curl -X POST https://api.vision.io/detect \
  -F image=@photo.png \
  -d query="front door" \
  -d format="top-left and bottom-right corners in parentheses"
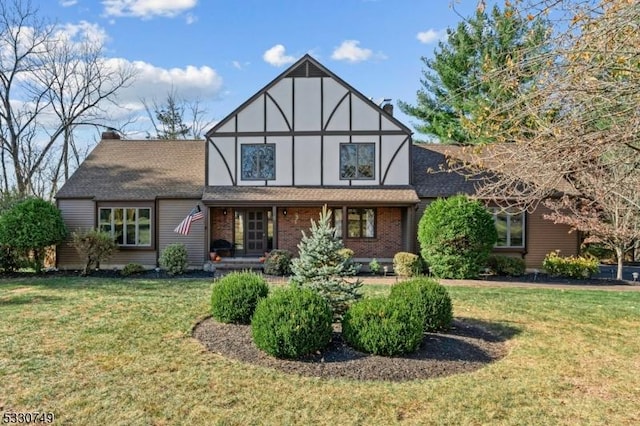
top-left (245, 210), bottom-right (267, 255)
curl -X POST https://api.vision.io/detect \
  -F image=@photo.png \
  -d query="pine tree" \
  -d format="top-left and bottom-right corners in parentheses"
top-left (290, 206), bottom-right (362, 319)
top-left (399, 2), bottom-right (549, 144)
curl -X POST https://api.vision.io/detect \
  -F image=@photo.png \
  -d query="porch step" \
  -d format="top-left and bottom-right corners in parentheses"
top-left (210, 257), bottom-right (264, 272)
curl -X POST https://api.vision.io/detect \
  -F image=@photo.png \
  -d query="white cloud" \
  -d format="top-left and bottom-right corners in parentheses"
top-left (102, 0), bottom-right (197, 19)
top-left (185, 13), bottom-right (197, 24)
top-left (416, 28), bottom-right (446, 44)
top-left (263, 44), bottom-right (296, 67)
top-left (331, 40), bottom-right (375, 63)
top-left (60, 0), bottom-right (79, 6)
top-left (231, 60), bottom-right (251, 70)
top-left (112, 59), bottom-right (223, 106)
top-left (57, 21), bottom-right (109, 45)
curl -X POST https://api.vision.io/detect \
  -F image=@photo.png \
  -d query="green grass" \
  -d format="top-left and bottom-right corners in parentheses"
top-left (1, 278), bottom-right (640, 425)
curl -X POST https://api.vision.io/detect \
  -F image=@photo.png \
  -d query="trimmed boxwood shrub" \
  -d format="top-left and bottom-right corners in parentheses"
top-left (251, 287), bottom-right (333, 359)
top-left (418, 195), bottom-right (497, 279)
top-left (263, 249), bottom-right (293, 276)
top-left (342, 297), bottom-right (424, 356)
top-left (159, 243), bottom-right (188, 275)
top-left (392, 252), bottom-right (424, 277)
top-left (121, 263), bottom-right (145, 276)
top-left (211, 271), bottom-right (269, 324)
top-left (390, 277), bottom-right (453, 332)
top-left (486, 255), bottom-right (526, 276)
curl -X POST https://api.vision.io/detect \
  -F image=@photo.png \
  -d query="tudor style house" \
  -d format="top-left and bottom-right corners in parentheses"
top-left (55, 55), bottom-right (579, 271)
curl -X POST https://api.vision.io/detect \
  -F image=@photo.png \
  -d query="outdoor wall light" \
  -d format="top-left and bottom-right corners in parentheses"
top-left (283, 208), bottom-right (288, 216)
top-left (222, 208), bottom-right (228, 215)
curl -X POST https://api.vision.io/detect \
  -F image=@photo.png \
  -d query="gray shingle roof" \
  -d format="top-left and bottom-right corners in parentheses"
top-left (57, 140), bottom-right (479, 203)
top-left (55, 139), bottom-right (205, 200)
top-left (202, 186), bottom-right (419, 205)
top-left (411, 144), bottom-right (480, 198)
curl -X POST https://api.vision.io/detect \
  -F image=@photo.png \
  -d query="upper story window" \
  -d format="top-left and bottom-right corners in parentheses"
top-left (492, 208), bottom-right (525, 248)
top-left (241, 144), bottom-right (275, 180)
top-left (340, 143), bottom-right (375, 180)
top-left (99, 207), bottom-right (151, 247)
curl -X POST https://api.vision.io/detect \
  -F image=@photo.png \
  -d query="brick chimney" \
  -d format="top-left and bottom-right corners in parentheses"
top-left (382, 103), bottom-right (393, 116)
top-left (101, 130), bottom-right (120, 140)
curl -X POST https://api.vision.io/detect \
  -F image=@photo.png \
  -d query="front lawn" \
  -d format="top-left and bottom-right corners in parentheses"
top-left (1, 277), bottom-right (639, 425)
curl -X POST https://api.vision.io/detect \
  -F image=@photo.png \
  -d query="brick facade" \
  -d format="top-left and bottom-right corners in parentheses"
top-left (211, 206), bottom-right (405, 258)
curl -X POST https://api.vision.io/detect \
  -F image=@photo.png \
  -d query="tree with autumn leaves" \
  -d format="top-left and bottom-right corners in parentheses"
top-left (406, 0), bottom-right (639, 279)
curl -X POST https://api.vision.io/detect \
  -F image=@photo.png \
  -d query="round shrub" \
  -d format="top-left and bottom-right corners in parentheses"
top-left (211, 271), bottom-right (269, 324)
top-left (418, 195), bottom-right (497, 279)
top-left (262, 249), bottom-right (293, 276)
top-left (159, 243), bottom-right (188, 275)
top-left (392, 252), bottom-right (424, 277)
top-left (486, 255), bottom-right (526, 277)
top-left (121, 263), bottom-right (145, 276)
top-left (342, 297), bottom-right (424, 356)
top-left (251, 287), bottom-right (333, 359)
top-left (390, 277), bottom-right (453, 332)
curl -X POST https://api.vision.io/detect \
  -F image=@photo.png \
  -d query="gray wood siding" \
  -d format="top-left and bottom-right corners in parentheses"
top-left (158, 199), bottom-right (206, 267)
top-left (57, 199), bottom-right (95, 269)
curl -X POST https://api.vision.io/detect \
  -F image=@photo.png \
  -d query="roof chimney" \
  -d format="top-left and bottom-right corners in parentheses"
top-left (382, 103), bottom-right (394, 116)
top-left (101, 130), bottom-right (120, 140)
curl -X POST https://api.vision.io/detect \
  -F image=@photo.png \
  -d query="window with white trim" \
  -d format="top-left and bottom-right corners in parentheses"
top-left (492, 208), bottom-right (525, 248)
top-left (99, 207), bottom-right (151, 247)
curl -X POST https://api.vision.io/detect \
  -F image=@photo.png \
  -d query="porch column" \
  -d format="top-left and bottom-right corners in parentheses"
top-left (272, 206), bottom-right (278, 249)
top-left (406, 205), bottom-right (417, 253)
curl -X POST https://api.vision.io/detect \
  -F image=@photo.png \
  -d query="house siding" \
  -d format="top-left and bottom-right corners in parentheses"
top-left (158, 199), bottom-right (206, 267)
top-left (56, 199), bottom-right (95, 269)
top-left (525, 205), bottom-right (579, 268)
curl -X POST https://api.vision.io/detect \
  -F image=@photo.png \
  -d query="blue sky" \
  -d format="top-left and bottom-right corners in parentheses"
top-left (34, 0), bottom-right (490, 141)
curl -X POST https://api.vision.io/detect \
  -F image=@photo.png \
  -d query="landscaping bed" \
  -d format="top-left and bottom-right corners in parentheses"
top-left (193, 317), bottom-right (510, 382)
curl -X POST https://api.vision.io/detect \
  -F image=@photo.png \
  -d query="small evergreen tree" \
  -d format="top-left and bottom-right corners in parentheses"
top-left (0, 198), bottom-right (67, 272)
top-left (290, 206), bottom-right (362, 319)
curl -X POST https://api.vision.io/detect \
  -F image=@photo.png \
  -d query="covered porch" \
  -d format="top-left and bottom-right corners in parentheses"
top-left (202, 186), bottom-right (420, 261)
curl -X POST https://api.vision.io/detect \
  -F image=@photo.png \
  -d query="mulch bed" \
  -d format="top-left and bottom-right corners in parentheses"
top-left (192, 317), bottom-right (510, 382)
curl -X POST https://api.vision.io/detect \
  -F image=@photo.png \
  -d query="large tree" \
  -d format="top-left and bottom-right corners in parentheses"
top-left (0, 0), bottom-right (135, 197)
top-left (457, 0), bottom-right (640, 279)
top-left (399, 1), bottom-right (549, 144)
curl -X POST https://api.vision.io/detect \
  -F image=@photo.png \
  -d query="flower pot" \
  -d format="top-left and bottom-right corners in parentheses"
top-left (209, 252), bottom-right (217, 261)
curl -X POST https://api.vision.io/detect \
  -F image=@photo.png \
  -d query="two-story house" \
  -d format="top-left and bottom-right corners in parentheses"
top-left (55, 55), bottom-right (579, 270)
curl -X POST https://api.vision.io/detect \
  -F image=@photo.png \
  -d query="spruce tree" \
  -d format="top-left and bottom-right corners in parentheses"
top-left (290, 206), bottom-right (362, 319)
top-left (399, 2), bottom-right (549, 144)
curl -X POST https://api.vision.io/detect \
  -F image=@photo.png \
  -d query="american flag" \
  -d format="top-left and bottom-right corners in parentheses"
top-left (174, 205), bottom-right (204, 235)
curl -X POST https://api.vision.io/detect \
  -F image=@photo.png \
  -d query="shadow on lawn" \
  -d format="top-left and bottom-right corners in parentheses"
top-left (0, 294), bottom-right (64, 306)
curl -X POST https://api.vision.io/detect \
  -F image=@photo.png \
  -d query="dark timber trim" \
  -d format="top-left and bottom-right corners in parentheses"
top-left (382, 136), bottom-right (410, 185)
top-left (210, 139), bottom-right (236, 185)
top-left (265, 92), bottom-right (292, 131)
